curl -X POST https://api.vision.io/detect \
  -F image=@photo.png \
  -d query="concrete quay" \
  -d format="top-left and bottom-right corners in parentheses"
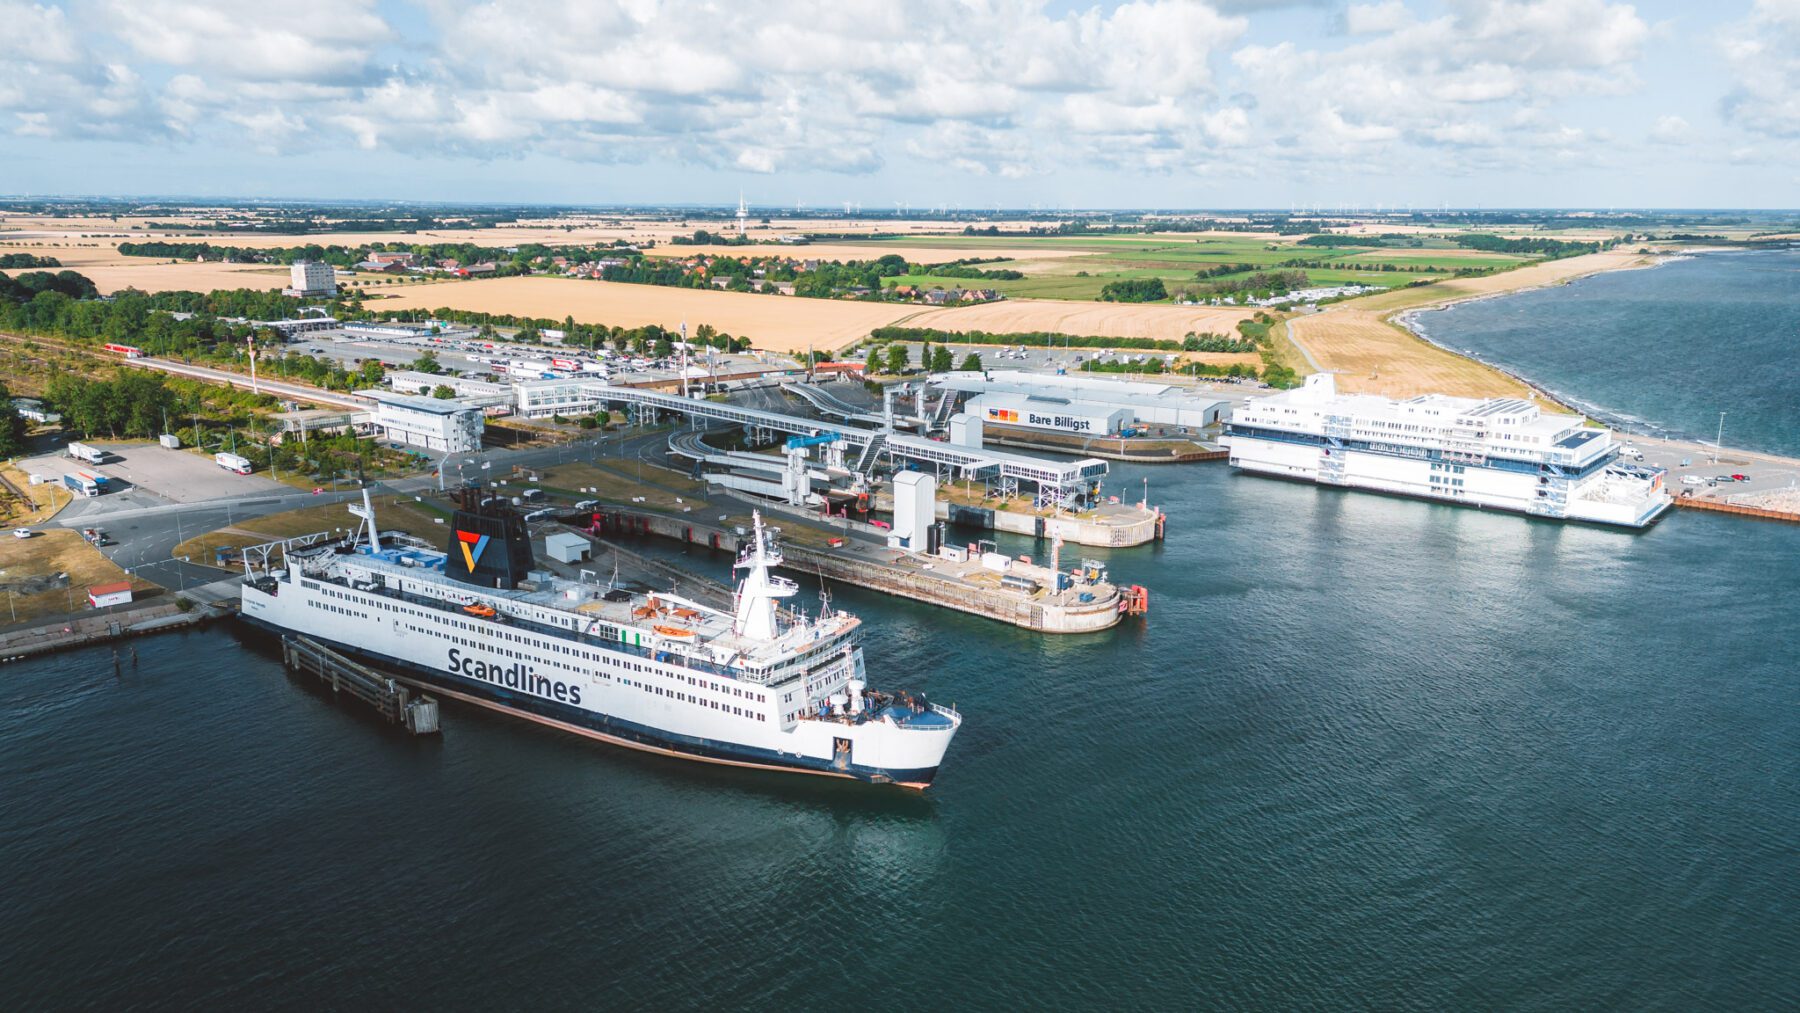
top-left (581, 508), bottom-right (1138, 634)
top-left (0, 576), bottom-right (243, 662)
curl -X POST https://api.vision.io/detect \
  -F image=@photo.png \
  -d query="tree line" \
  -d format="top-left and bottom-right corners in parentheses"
top-left (0, 254), bottom-right (62, 269)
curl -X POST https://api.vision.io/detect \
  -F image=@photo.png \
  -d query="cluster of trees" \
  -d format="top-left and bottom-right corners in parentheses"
top-left (117, 238), bottom-right (612, 277)
top-left (872, 325), bottom-right (1207, 353)
top-left (670, 229), bottom-right (753, 246)
top-left (863, 342), bottom-right (981, 375)
top-left (1296, 233), bottom-right (1427, 249)
top-left (0, 269), bottom-right (100, 305)
top-left (598, 259), bottom-right (692, 286)
top-left (926, 257), bottom-right (1025, 281)
top-left (1098, 278), bottom-right (1168, 302)
top-left (1181, 332), bottom-right (1258, 352)
top-left (42, 370), bottom-right (181, 439)
top-left (1450, 234), bottom-right (1602, 258)
top-left (263, 351), bottom-right (386, 391)
top-left (0, 276), bottom-right (317, 363)
top-left (1172, 269), bottom-right (1310, 303)
top-left (0, 379), bottom-right (26, 457)
top-left (599, 251), bottom-right (927, 299)
top-left (366, 307), bottom-right (752, 355)
top-left (1278, 257), bottom-right (1426, 272)
top-left (0, 254), bottom-right (62, 269)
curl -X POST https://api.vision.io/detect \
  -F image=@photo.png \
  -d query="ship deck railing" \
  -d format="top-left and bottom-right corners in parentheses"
top-left (300, 565), bottom-right (766, 685)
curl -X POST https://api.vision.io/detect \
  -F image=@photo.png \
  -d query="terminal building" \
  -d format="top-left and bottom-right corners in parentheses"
top-left (965, 393), bottom-right (1133, 438)
top-left (935, 370), bottom-right (1229, 433)
top-left (512, 378), bottom-right (605, 419)
top-left (283, 261), bottom-right (338, 298)
top-left (358, 390), bottom-right (485, 453)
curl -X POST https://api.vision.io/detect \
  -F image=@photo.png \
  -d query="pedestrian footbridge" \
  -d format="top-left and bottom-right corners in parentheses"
top-left (587, 382), bottom-right (1107, 502)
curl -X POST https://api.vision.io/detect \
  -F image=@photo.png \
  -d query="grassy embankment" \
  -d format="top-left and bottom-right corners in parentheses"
top-left (0, 529), bottom-right (162, 625)
top-left (0, 462), bottom-right (71, 526)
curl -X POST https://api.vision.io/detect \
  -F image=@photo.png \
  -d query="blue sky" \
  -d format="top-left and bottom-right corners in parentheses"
top-left (1, 1), bottom-right (1795, 208)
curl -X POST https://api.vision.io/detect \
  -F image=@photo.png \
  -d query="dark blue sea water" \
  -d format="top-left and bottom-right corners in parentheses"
top-left (3, 462), bottom-right (1796, 1009)
top-left (1411, 247), bottom-right (1800, 456)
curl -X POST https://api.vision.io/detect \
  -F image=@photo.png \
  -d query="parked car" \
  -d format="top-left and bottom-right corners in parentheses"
top-left (12, 528), bottom-right (32, 538)
top-left (1681, 475), bottom-right (1703, 487)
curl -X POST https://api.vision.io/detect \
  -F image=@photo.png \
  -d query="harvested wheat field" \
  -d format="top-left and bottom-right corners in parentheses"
top-left (1287, 249), bottom-right (1656, 400)
top-left (1287, 310), bottom-right (1534, 400)
top-left (372, 276), bottom-right (926, 353)
top-left (916, 298), bottom-right (1257, 342)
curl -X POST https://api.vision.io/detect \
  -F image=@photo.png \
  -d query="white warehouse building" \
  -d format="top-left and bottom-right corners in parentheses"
top-left (966, 392), bottom-right (1133, 438)
top-left (359, 390), bottom-right (485, 453)
top-left (934, 370), bottom-right (1228, 429)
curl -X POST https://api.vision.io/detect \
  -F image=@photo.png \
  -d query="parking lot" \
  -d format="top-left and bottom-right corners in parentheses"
top-left (1629, 433), bottom-right (1800, 510)
top-left (282, 327), bottom-right (788, 387)
top-left (20, 444), bottom-right (289, 504)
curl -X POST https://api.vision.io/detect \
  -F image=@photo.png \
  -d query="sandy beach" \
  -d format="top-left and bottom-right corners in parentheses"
top-left (1284, 249), bottom-right (1658, 400)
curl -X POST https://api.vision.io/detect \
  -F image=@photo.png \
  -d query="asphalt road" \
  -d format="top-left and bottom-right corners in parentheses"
top-left (15, 425), bottom-right (659, 598)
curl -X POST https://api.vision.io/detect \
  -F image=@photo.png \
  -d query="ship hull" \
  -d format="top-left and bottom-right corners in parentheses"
top-left (238, 614), bottom-right (941, 787)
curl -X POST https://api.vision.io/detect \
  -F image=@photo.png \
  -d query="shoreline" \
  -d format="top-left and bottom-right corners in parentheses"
top-left (1387, 248), bottom-right (1785, 453)
top-left (1385, 253), bottom-right (1668, 420)
top-left (1285, 247), bottom-right (1800, 487)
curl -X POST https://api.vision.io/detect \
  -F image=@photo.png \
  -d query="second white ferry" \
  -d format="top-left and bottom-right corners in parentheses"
top-left (239, 489), bottom-right (960, 787)
top-left (1223, 374), bottom-right (1671, 528)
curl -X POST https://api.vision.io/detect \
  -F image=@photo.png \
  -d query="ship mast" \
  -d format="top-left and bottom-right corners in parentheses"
top-left (732, 511), bottom-right (797, 640)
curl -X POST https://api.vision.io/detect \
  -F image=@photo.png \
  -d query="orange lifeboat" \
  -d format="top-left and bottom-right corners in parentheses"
top-left (652, 624), bottom-right (695, 638)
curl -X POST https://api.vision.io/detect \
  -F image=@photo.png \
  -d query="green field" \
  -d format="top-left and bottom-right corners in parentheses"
top-left (866, 233), bottom-right (1526, 303)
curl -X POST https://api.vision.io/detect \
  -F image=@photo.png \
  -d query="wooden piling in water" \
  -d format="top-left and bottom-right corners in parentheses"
top-left (281, 635), bottom-right (440, 734)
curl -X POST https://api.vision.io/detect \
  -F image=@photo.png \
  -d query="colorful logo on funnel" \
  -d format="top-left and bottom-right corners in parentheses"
top-left (455, 530), bottom-right (491, 572)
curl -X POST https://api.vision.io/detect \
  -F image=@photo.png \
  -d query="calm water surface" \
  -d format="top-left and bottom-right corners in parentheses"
top-left (1412, 247), bottom-right (1800, 456)
top-left (3, 461), bottom-right (1795, 1009)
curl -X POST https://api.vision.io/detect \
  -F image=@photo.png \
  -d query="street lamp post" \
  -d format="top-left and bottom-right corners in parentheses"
top-left (1716, 411), bottom-right (1726, 449)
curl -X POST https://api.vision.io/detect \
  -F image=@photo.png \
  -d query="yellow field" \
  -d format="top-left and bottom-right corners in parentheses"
top-left (1287, 249), bottom-right (1656, 400)
top-left (370, 276), bottom-right (926, 353)
top-left (913, 297), bottom-right (1258, 342)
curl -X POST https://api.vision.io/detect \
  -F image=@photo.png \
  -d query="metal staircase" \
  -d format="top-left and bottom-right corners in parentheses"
top-left (853, 431), bottom-right (888, 475)
top-left (933, 391), bottom-right (960, 426)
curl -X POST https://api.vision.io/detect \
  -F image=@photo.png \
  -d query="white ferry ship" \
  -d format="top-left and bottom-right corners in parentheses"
top-left (239, 491), bottom-right (960, 787)
top-left (1223, 374), bottom-right (1671, 528)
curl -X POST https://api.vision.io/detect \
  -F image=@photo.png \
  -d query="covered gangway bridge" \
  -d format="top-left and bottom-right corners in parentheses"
top-left (588, 382), bottom-right (1108, 505)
